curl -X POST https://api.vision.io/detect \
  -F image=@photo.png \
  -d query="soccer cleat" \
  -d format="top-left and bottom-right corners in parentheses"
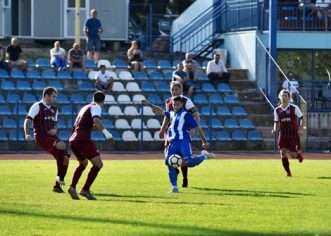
top-left (67, 186), bottom-right (80, 200)
top-left (201, 150), bottom-right (216, 159)
top-left (297, 150), bottom-right (304, 163)
top-left (56, 176), bottom-right (65, 186)
top-left (182, 178), bottom-right (188, 188)
top-left (169, 186), bottom-right (179, 193)
top-left (53, 186), bottom-right (65, 193)
top-left (287, 172), bottom-right (292, 177)
top-left (80, 190), bottom-right (97, 200)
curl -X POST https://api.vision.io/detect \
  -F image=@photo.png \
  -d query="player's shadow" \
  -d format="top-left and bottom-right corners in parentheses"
top-left (317, 176), bottom-right (331, 180)
top-left (191, 187), bottom-right (313, 198)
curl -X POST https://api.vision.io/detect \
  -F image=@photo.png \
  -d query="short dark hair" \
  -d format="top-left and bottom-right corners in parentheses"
top-left (173, 96), bottom-right (184, 103)
top-left (93, 91), bottom-right (105, 103)
top-left (43, 87), bottom-right (57, 97)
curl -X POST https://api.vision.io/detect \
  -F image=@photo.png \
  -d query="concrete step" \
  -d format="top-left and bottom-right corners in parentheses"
top-left (228, 69), bottom-right (248, 80)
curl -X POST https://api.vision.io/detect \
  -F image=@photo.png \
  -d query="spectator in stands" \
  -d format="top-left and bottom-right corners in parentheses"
top-left (206, 52), bottom-right (231, 85)
top-left (84, 9), bottom-right (103, 64)
top-left (0, 45), bottom-right (9, 72)
top-left (182, 52), bottom-right (198, 81)
top-left (315, 0), bottom-right (331, 30)
top-left (127, 40), bottom-right (144, 72)
top-left (172, 62), bottom-right (195, 97)
top-left (50, 41), bottom-right (67, 71)
top-left (95, 64), bottom-right (114, 92)
top-left (282, 71), bottom-right (299, 104)
top-left (68, 43), bottom-right (85, 72)
top-left (6, 37), bottom-right (28, 71)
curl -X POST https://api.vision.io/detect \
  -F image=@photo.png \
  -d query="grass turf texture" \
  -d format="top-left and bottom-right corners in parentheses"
top-left (0, 159), bottom-right (330, 236)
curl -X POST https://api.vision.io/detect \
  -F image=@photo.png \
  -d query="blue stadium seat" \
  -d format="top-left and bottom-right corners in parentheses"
top-left (216, 131), bottom-right (232, 141)
top-left (164, 71), bottom-right (173, 81)
top-left (149, 71), bottom-right (164, 81)
top-left (16, 81), bottom-right (31, 91)
top-left (224, 95), bottom-right (239, 104)
top-left (224, 118), bottom-right (239, 129)
top-left (70, 94), bottom-right (85, 104)
top-left (143, 59), bottom-right (158, 69)
top-left (197, 71), bottom-right (208, 81)
top-left (26, 69), bottom-right (41, 80)
top-left (202, 60), bottom-right (208, 70)
top-left (56, 94), bottom-right (69, 104)
top-left (200, 106), bottom-right (216, 116)
top-left (154, 81), bottom-right (169, 92)
top-left (91, 131), bottom-right (105, 141)
top-left (32, 80), bottom-right (46, 91)
top-left (26, 58), bottom-right (35, 68)
top-left (133, 71), bottom-right (148, 80)
top-left (3, 119), bottom-right (17, 128)
top-left (84, 59), bottom-right (97, 69)
top-left (158, 60), bottom-right (172, 70)
top-left (103, 119), bottom-right (114, 129)
top-left (172, 60), bottom-right (181, 68)
top-left (193, 94), bottom-right (208, 104)
top-left (79, 81), bottom-right (95, 91)
top-left (110, 130), bottom-right (122, 141)
top-left (209, 94), bottom-right (223, 104)
top-left (57, 70), bottom-right (72, 80)
top-left (0, 69), bottom-right (10, 79)
top-left (247, 131), bottom-right (263, 141)
top-left (42, 70), bottom-right (57, 80)
top-left (10, 68), bottom-right (25, 80)
top-left (60, 106), bottom-right (75, 115)
top-left (35, 58), bottom-right (50, 69)
top-left (202, 83), bottom-right (216, 92)
top-left (0, 131), bottom-right (7, 141)
top-left (141, 81), bottom-right (156, 92)
top-left (1, 81), bottom-right (16, 90)
top-left (232, 106), bottom-right (247, 116)
top-left (66, 119), bottom-right (74, 128)
top-left (86, 94), bottom-right (93, 102)
top-left (199, 118), bottom-right (208, 129)
top-left (216, 106), bottom-right (232, 116)
top-left (7, 93), bottom-right (21, 103)
top-left (56, 118), bottom-right (66, 129)
top-left (217, 83), bottom-right (232, 93)
top-left (58, 130), bottom-right (70, 141)
top-left (9, 130), bottom-right (25, 141)
top-left (0, 94), bottom-right (6, 103)
top-left (148, 94), bottom-right (163, 104)
top-left (72, 70), bottom-right (87, 80)
top-left (48, 81), bottom-right (64, 91)
top-left (239, 118), bottom-right (255, 129)
top-left (0, 105), bottom-right (12, 115)
top-left (211, 118), bottom-right (223, 129)
top-left (22, 94), bottom-right (37, 103)
top-left (13, 105), bottom-right (27, 115)
top-left (112, 59), bottom-right (129, 69)
top-left (232, 130), bottom-right (247, 141)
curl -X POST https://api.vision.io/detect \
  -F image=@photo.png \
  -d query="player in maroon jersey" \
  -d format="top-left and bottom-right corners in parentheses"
top-left (24, 87), bottom-right (70, 193)
top-left (67, 91), bottom-right (113, 200)
top-left (159, 81), bottom-right (209, 187)
top-left (272, 89), bottom-right (304, 177)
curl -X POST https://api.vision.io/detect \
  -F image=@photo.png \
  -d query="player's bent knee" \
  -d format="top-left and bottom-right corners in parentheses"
top-left (55, 141), bottom-right (66, 150)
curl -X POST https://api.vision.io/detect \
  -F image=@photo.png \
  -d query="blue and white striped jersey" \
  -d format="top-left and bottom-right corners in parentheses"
top-left (165, 108), bottom-right (198, 142)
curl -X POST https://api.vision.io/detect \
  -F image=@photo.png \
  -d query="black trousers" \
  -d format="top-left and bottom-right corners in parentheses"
top-left (207, 72), bottom-right (231, 85)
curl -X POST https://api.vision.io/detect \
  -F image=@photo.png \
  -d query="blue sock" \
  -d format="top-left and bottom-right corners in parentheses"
top-left (185, 154), bottom-right (206, 167)
top-left (168, 166), bottom-right (178, 187)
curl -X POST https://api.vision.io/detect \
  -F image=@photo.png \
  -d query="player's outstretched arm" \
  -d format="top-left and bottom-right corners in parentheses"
top-left (141, 99), bottom-right (165, 116)
top-left (159, 116), bottom-right (170, 139)
top-left (93, 117), bottom-right (113, 141)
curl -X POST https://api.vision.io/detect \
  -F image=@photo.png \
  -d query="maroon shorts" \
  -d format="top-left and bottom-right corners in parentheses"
top-left (69, 140), bottom-right (100, 161)
top-left (278, 136), bottom-right (301, 152)
top-left (36, 135), bottom-right (62, 157)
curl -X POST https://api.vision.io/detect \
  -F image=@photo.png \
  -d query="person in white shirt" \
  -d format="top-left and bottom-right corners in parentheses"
top-left (282, 71), bottom-right (299, 104)
top-left (95, 64), bottom-right (114, 92)
top-left (50, 41), bottom-right (67, 71)
top-left (206, 52), bottom-right (231, 85)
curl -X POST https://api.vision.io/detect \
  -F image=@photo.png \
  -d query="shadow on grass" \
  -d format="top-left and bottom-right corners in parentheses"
top-left (317, 176), bottom-right (331, 180)
top-left (0, 208), bottom-right (316, 236)
top-left (191, 187), bottom-right (313, 198)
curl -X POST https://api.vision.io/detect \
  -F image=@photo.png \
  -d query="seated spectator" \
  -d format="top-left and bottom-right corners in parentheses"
top-left (6, 37), bottom-right (28, 71)
top-left (172, 62), bottom-right (195, 97)
top-left (182, 52), bottom-right (198, 81)
top-left (127, 40), bottom-right (144, 72)
top-left (95, 64), bottom-right (114, 92)
top-left (0, 45), bottom-right (9, 72)
top-left (67, 43), bottom-right (85, 72)
top-left (282, 71), bottom-right (299, 103)
top-left (206, 52), bottom-right (231, 85)
top-left (50, 41), bottom-right (67, 71)
top-left (315, 0), bottom-right (331, 30)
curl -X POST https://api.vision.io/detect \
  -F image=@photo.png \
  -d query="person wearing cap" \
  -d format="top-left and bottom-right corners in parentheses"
top-left (172, 62), bottom-right (195, 97)
top-left (95, 64), bottom-right (114, 92)
top-left (84, 9), bottom-right (103, 64)
top-left (68, 43), bottom-right (85, 72)
top-left (206, 52), bottom-right (231, 85)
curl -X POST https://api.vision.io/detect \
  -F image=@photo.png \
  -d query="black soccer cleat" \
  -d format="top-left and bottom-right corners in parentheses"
top-left (182, 178), bottom-right (188, 188)
top-left (53, 186), bottom-right (65, 193)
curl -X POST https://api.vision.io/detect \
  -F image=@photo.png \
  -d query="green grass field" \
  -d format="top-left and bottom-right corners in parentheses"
top-left (0, 159), bottom-right (330, 236)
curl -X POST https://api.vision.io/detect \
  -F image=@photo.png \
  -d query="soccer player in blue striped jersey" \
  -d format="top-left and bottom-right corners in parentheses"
top-left (142, 96), bottom-right (215, 193)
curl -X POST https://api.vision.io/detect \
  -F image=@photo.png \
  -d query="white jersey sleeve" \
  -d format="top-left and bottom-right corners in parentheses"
top-left (91, 103), bottom-right (102, 118)
top-left (27, 102), bottom-right (40, 119)
top-left (274, 108), bottom-right (279, 122)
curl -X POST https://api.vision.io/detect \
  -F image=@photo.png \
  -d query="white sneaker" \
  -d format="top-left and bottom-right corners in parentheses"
top-left (201, 150), bottom-right (216, 159)
top-left (56, 176), bottom-right (65, 186)
top-left (169, 186), bottom-right (179, 193)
